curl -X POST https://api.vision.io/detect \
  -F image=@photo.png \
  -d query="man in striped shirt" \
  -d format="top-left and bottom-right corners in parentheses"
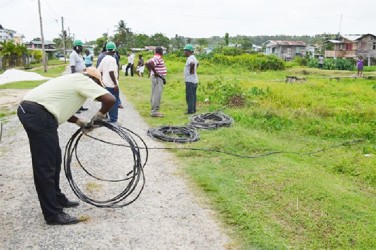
top-left (145, 47), bottom-right (167, 117)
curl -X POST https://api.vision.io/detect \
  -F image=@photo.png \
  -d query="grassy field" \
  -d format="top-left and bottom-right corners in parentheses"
top-left (120, 58), bottom-right (376, 249)
top-left (1, 58), bottom-right (375, 248)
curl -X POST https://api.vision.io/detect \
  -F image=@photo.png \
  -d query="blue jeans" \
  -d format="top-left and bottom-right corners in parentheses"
top-left (185, 82), bottom-right (198, 113)
top-left (106, 87), bottom-right (120, 122)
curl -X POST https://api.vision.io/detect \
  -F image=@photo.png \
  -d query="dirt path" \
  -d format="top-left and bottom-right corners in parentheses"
top-left (0, 80), bottom-right (232, 248)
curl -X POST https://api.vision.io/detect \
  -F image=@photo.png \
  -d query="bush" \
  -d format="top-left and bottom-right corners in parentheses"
top-left (210, 54), bottom-right (285, 71)
top-left (307, 58), bottom-right (355, 70)
top-left (201, 77), bottom-right (246, 106)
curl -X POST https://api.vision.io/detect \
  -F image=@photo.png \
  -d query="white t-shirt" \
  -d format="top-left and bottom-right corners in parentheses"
top-left (23, 74), bottom-right (109, 124)
top-left (184, 55), bottom-right (199, 84)
top-left (98, 55), bottom-right (118, 88)
top-left (69, 50), bottom-right (85, 72)
top-left (128, 54), bottom-right (135, 64)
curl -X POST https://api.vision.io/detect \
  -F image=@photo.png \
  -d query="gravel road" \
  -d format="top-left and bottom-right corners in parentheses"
top-left (0, 80), bottom-right (232, 249)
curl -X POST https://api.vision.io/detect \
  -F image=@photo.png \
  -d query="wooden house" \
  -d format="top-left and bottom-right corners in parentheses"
top-left (355, 34), bottom-right (376, 65)
top-left (264, 40), bottom-right (306, 60)
top-left (324, 34), bottom-right (376, 65)
top-left (324, 35), bottom-right (360, 59)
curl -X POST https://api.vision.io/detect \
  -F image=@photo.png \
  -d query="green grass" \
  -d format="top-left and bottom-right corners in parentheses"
top-left (2, 57), bottom-right (375, 248)
top-left (120, 58), bottom-right (376, 249)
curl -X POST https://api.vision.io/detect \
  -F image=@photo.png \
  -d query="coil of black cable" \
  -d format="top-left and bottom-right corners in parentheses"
top-left (147, 125), bottom-right (199, 143)
top-left (64, 120), bottom-right (148, 208)
top-left (188, 112), bottom-right (234, 130)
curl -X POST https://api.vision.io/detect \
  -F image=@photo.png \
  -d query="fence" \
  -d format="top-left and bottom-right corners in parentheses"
top-left (0, 54), bottom-right (31, 70)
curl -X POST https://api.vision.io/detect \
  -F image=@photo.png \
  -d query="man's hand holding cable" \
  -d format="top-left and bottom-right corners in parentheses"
top-left (76, 118), bottom-right (93, 133)
top-left (90, 111), bottom-right (107, 127)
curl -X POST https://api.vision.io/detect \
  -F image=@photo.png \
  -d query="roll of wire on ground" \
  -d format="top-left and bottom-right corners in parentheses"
top-left (147, 125), bottom-right (200, 143)
top-left (64, 120), bottom-right (148, 208)
top-left (188, 112), bottom-right (234, 130)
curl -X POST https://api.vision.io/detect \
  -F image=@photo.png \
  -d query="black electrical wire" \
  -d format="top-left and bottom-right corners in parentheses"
top-left (64, 120), bottom-right (148, 208)
top-left (146, 139), bottom-right (366, 159)
top-left (189, 112), bottom-right (234, 130)
top-left (147, 125), bottom-right (199, 143)
top-left (64, 118), bottom-right (366, 208)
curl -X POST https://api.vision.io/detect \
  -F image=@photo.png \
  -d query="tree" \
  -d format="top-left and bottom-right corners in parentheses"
top-left (225, 33), bottom-right (229, 46)
top-left (149, 33), bottom-right (170, 48)
top-left (134, 34), bottom-right (150, 48)
top-left (114, 20), bottom-right (134, 49)
top-left (0, 41), bottom-right (29, 67)
top-left (197, 38), bottom-right (208, 47)
top-left (171, 34), bottom-right (185, 50)
top-left (94, 36), bottom-right (108, 55)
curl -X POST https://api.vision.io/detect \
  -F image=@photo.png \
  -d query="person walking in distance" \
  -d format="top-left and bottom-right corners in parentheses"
top-left (97, 42), bottom-right (120, 124)
top-left (70, 39), bottom-right (88, 112)
top-left (183, 44), bottom-right (199, 114)
top-left (357, 56), bottom-right (364, 77)
top-left (145, 47), bottom-right (167, 117)
top-left (136, 54), bottom-right (145, 77)
top-left (318, 55), bottom-right (324, 69)
top-left (17, 67), bottom-right (115, 225)
top-left (125, 52), bottom-right (135, 77)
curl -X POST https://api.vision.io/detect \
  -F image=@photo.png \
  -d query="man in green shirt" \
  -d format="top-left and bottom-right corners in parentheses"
top-left (17, 67), bottom-right (115, 225)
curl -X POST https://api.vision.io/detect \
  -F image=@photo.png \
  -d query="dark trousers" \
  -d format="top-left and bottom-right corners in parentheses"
top-left (185, 82), bottom-right (198, 114)
top-left (125, 63), bottom-right (134, 76)
top-left (17, 102), bottom-right (68, 222)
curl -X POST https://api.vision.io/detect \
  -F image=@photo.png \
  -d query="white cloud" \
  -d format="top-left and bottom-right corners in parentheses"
top-left (1, 0), bottom-right (376, 42)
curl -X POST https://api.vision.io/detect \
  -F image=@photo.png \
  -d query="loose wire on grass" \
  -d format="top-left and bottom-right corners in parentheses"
top-left (64, 120), bottom-right (148, 208)
top-left (146, 139), bottom-right (366, 159)
top-left (65, 119), bottom-right (366, 208)
top-left (147, 125), bottom-right (200, 143)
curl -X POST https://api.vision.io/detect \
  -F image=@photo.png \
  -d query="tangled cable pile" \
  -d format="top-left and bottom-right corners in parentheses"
top-left (64, 120), bottom-right (148, 208)
top-left (188, 112), bottom-right (234, 130)
top-left (147, 125), bottom-right (199, 143)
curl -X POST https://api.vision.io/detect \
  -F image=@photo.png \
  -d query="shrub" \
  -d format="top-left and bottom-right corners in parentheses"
top-left (201, 77), bottom-right (246, 106)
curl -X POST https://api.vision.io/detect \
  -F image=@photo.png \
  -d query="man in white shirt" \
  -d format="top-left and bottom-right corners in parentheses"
top-left (125, 52), bottom-right (135, 77)
top-left (97, 41), bottom-right (120, 124)
top-left (70, 39), bottom-right (88, 112)
top-left (183, 44), bottom-right (199, 114)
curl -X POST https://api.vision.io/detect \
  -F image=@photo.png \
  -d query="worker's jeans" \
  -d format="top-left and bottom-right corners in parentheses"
top-left (185, 82), bottom-right (198, 114)
top-left (17, 102), bottom-right (68, 222)
top-left (106, 87), bottom-right (120, 122)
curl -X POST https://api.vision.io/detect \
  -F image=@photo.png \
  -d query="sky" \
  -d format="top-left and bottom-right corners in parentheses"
top-left (1, 0), bottom-right (376, 43)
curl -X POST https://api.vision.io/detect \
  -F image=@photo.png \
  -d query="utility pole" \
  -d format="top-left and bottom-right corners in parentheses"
top-left (61, 16), bottom-right (66, 63)
top-left (38, 0), bottom-right (47, 72)
top-left (338, 14), bottom-right (343, 37)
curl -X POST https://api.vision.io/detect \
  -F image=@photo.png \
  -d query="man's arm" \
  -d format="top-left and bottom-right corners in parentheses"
top-left (67, 93), bottom-right (116, 124)
top-left (145, 60), bottom-right (159, 77)
top-left (109, 71), bottom-right (118, 91)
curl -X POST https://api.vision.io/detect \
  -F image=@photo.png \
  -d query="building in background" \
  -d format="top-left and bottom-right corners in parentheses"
top-left (264, 40), bottom-right (306, 60)
top-left (0, 24), bottom-right (24, 44)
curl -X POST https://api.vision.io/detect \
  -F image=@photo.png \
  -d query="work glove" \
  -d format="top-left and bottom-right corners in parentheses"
top-left (76, 118), bottom-right (93, 133)
top-left (90, 111), bottom-right (107, 127)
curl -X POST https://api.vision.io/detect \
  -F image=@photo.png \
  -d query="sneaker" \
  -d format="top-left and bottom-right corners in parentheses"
top-left (118, 104), bottom-right (124, 109)
top-left (151, 112), bottom-right (164, 117)
top-left (109, 121), bottom-right (118, 127)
